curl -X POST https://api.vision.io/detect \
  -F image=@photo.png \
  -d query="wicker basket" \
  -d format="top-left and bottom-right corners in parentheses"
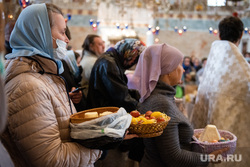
top-left (128, 116), bottom-right (171, 138)
top-left (192, 129), bottom-right (237, 156)
top-left (70, 107), bottom-right (119, 123)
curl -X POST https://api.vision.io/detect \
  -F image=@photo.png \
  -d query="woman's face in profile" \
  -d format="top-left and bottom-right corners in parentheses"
top-left (160, 62), bottom-right (184, 86)
top-left (51, 13), bottom-right (69, 48)
top-left (171, 63), bottom-right (184, 85)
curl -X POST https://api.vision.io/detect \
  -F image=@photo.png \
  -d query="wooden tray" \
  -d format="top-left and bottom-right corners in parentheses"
top-left (70, 107), bottom-right (119, 123)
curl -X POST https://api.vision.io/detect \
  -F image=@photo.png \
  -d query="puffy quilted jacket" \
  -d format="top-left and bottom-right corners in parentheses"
top-left (2, 56), bottom-right (101, 167)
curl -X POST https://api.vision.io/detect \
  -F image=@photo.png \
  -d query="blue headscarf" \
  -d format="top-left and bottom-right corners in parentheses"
top-left (64, 50), bottom-right (79, 78)
top-left (5, 3), bottom-right (64, 74)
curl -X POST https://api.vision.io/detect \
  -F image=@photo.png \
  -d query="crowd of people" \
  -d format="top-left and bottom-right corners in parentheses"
top-left (181, 55), bottom-right (206, 85)
top-left (0, 2), bottom-right (249, 167)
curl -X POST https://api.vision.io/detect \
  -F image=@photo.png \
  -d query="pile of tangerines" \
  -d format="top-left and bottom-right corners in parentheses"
top-left (130, 110), bottom-right (168, 124)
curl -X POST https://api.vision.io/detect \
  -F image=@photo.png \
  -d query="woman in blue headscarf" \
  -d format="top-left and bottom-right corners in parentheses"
top-left (2, 3), bottom-right (101, 167)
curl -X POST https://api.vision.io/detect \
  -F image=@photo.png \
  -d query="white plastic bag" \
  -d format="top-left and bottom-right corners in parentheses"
top-left (70, 107), bottom-right (132, 140)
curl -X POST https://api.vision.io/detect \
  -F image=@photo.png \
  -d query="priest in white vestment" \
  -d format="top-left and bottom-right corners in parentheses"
top-left (192, 16), bottom-right (250, 166)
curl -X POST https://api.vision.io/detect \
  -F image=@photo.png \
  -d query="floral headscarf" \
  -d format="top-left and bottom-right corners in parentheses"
top-left (114, 38), bottom-right (146, 69)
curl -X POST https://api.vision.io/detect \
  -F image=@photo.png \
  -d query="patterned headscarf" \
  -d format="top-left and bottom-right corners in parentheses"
top-left (128, 44), bottom-right (184, 102)
top-left (114, 38), bottom-right (146, 69)
top-left (5, 4), bottom-right (64, 74)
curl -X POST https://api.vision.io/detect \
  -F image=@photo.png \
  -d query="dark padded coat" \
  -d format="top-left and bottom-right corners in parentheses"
top-left (86, 49), bottom-right (140, 112)
top-left (61, 60), bottom-right (86, 112)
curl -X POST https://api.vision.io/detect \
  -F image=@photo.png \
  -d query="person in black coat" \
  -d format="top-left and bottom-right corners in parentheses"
top-left (61, 50), bottom-right (86, 112)
top-left (60, 26), bottom-right (86, 112)
top-left (87, 38), bottom-right (145, 113)
top-left (87, 39), bottom-right (146, 164)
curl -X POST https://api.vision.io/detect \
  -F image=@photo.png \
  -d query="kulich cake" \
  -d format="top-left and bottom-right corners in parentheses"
top-left (200, 125), bottom-right (221, 142)
top-left (99, 111), bottom-right (113, 117)
top-left (84, 112), bottom-right (98, 119)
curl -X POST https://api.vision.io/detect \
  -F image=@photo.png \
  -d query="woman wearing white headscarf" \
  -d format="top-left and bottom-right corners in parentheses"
top-left (128, 44), bottom-right (226, 167)
top-left (2, 3), bottom-right (101, 167)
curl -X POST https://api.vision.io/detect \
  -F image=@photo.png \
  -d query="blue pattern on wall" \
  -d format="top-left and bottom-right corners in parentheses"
top-left (66, 15), bottom-right (97, 27)
top-left (66, 14), bottom-right (250, 32)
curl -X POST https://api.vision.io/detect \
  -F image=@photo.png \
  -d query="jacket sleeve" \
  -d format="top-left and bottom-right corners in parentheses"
top-left (6, 74), bottom-right (101, 167)
top-left (99, 60), bottom-right (138, 112)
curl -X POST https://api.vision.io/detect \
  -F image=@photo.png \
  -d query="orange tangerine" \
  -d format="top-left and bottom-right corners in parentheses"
top-left (151, 111), bottom-right (163, 119)
top-left (142, 119), bottom-right (157, 124)
top-left (131, 117), bottom-right (140, 124)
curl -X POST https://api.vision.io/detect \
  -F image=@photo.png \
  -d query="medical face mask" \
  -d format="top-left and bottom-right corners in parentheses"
top-left (52, 38), bottom-right (67, 60)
